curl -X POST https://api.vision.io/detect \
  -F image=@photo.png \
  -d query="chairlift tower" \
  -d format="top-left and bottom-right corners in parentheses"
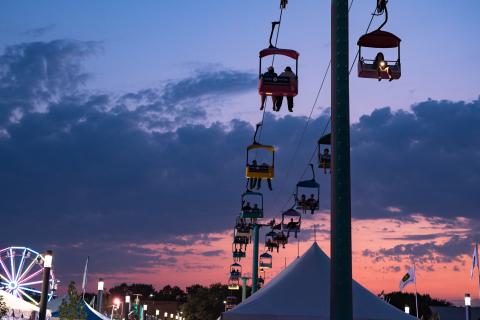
top-left (330, 0), bottom-right (353, 319)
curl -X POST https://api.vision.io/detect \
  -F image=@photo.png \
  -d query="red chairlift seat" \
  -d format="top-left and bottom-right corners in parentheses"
top-left (357, 30), bottom-right (401, 80)
top-left (258, 48), bottom-right (299, 97)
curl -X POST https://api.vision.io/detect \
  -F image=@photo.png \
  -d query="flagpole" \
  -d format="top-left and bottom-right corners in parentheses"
top-left (477, 242), bottom-right (480, 303)
top-left (413, 261), bottom-right (419, 318)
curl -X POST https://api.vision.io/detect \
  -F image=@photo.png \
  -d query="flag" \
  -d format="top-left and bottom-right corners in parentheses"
top-left (82, 256), bottom-right (89, 293)
top-left (399, 266), bottom-right (415, 291)
top-left (471, 243), bottom-right (479, 280)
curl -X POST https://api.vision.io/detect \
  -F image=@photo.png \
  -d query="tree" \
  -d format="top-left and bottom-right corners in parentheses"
top-left (59, 281), bottom-right (87, 320)
top-left (157, 285), bottom-right (186, 302)
top-left (181, 283), bottom-right (243, 320)
top-left (383, 291), bottom-right (451, 320)
top-left (0, 295), bottom-right (8, 318)
top-left (109, 283), bottom-right (156, 299)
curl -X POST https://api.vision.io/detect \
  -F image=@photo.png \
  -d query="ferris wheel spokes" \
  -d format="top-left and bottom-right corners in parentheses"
top-left (16, 253), bottom-right (40, 284)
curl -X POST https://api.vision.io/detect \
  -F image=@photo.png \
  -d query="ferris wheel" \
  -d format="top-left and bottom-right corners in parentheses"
top-left (0, 246), bottom-right (57, 305)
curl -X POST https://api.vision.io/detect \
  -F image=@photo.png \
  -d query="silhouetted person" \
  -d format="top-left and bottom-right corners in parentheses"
top-left (275, 66), bottom-right (296, 112)
top-left (260, 66), bottom-right (277, 110)
top-left (374, 52), bottom-right (392, 81)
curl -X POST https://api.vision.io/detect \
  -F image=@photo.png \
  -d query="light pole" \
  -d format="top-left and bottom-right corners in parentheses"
top-left (98, 278), bottom-right (105, 313)
top-left (124, 294), bottom-right (130, 320)
top-left (39, 250), bottom-right (53, 320)
top-left (143, 304), bottom-right (148, 320)
top-left (155, 309), bottom-right (159, 320)
top-left (465, 293), bottom-right (471, 320)
top-left (164, 312), bottom-right (168, 320)
top-left (404, 305), bottom-right (410, 314)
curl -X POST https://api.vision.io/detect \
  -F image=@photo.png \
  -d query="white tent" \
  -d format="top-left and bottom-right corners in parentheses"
top-left (223, 243), bottom-right (416, 320)
top-left (0, 289), bottom-right (40, 319)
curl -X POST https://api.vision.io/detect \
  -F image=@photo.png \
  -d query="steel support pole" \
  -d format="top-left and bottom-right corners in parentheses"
top-left (251, 224), bottom-right (260, 293)
top-left (241, 277), bottom-right (248, 301)
top-left (330, 0), bottom-right (353, 319)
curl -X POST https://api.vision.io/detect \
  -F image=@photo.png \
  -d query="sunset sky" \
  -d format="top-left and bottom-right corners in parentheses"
top-left (0, 0), bottom-right (479, 305)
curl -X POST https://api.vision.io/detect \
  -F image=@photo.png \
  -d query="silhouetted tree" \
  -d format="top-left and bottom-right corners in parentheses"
top-left (0, 295), bottom-right (8, 318)
top-left (181, 283), bottom-right (244, 320)
top-left (59, 282), bottom-right (87, 320)
top-left (382, 291), bottom-right (451, 319)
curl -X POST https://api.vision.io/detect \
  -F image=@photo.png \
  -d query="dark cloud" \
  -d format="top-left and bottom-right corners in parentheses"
top-left (362, 233), bottom-right (476, 265)
top-left (1, 39), bottom-right (480, 282)
top-left (200, 250), bottom-right (225, 257)
top-left (22, 24), bottom-right (56, 38)
top-left (351, 99), bottom-right (480, 219)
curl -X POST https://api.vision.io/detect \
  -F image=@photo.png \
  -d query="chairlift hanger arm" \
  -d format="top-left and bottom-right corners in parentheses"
top-left (375, 0), bottom-right (388, 31)
top-left (268, 21), bottom-right (280, 48)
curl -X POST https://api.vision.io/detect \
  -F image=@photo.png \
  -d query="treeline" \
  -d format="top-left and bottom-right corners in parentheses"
top-left (383, 291), bottom-right (451, 319)
top-left (108, 283), bottom-right (246, 320)
top-left (106, 283), bottom-right (452, 320)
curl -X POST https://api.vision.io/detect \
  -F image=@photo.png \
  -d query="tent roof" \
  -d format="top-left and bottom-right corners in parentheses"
top-left (0, 289), bottom-right (39, 312)
top-left (223, 243), bottom-right (416, 320)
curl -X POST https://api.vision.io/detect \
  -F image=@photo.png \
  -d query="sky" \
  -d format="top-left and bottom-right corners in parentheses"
top-left (0, 0), bottom-right (479, 305)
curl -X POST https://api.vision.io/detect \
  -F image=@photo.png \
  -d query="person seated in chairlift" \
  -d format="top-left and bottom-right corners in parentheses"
top-left (374, 52), bottom-right (393, 82)
top-left (298, 194), bottom-right (307, 212)
top-left (260, 66), bottom-right (278, 111)
top-left (275, 66), bottom-right (296, 112)
top-left (320, 148), bottom-right (331, 174)
top-left (306, 194), bottom-right (318, 213)
top-left (248, 160), bottom-right (259, 189)
top-left (242, 201), bottom-right (252, 212)
top-left (252, 203), bottom-right (260, 212)
top-left (287, 218), bottom-right (299, 238)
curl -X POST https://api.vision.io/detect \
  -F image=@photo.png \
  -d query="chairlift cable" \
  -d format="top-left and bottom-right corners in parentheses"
top-left (275, 0), bottom-right (380, 214)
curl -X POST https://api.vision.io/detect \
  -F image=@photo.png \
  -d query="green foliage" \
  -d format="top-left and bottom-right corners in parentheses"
top-left (383, 291), bottom-right (451, 320)
top-left (0, 295), bottom-right (9, 318)
top-left (59, 281), bottom-right (87, 320)
top-left (108, 283), bottom-right (187, 302)
top-left (181, 283), bottom-right (243, 320)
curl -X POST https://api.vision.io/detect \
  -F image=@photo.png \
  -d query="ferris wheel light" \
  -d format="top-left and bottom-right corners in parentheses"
top-left (43, 251), bottom-right (53, 268)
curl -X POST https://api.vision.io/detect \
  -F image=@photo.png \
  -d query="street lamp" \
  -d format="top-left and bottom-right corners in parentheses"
top-left (404, 305), bottom-right (410, 314)
top-left (155, 309), bottom-right (159, 320)
top-left (124, 294), bottom-right (130, 320)
top-left (98, 278), bottom-right (105, 313)
top-left (143, 304), bottom-right (148, 320)
top-left (164, 312), bottom-right (168, 320)
top-left (39, 250), bottom-right (53, 320)
top-left (465, 293), bottom-right (471, 320)
top-left (170, 314), bottom-right (173, 319)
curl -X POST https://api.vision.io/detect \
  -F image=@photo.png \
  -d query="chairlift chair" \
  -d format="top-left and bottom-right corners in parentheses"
top-left (259, 252), bottom-right (273, 269)
top-left (246, 123), bottom-right (275, 180)
top-left (240, 190), bottom-right (264, 219)
top-left (265, 231), bottom-right (280, 252)
top-left (295, 164), bottom-right (320, 212)
top-left (357, 30), bottom-right (401, 80)
top-left (229, 263), bottom-right (242, 280)
top-left (281, 208), bottom-right (302, 238)
top-left (228, 278), bottom-right (240, 290)
top-left (317, 133), bottom-right (331, 173)
top-left (258, 48), bottom-right (299, 97)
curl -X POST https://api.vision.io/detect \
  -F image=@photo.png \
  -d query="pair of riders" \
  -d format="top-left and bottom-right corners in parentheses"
top-left (260, 66), bottom-right (296, 112)
top-left (248, 160), bottom-right (273, 191)
top-left (298, 194), bottom-right (318, 214)
top-left (242, 201), bottom-right (260, 212)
